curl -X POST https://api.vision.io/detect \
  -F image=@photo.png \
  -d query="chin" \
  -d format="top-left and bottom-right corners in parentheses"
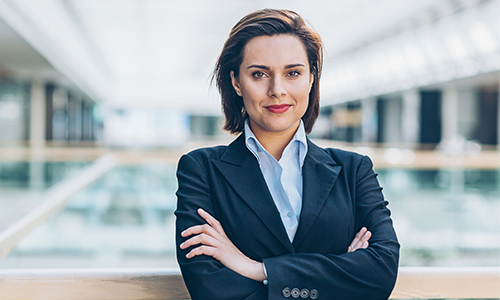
top-left (265, 123), bottom-right (297, 133)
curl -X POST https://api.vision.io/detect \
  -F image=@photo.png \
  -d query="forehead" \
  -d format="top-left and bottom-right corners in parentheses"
top-left (241, 34), bottom-right (309, 66)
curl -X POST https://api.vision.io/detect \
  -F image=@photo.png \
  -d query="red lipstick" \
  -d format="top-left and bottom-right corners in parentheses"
top-left (266, 104), bottom-right (290, 114)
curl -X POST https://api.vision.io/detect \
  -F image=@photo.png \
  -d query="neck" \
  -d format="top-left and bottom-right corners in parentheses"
top-left (249, 121), bottom-right (300, 161)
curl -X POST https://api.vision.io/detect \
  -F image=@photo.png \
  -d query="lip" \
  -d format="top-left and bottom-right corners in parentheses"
top-left (265, 104), bottom-right (291, 114)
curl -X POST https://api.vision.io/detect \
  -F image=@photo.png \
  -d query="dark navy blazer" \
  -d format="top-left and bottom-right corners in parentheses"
top-left (175, 134), bottom-right (399, 300)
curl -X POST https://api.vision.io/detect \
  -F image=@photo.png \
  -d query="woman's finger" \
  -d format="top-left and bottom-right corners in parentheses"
top-left (198, 208), bottom-right (226, 236)
top-left (348, 227), bottom-right (372, 252)
top-left (356, 227), bottom-right (367, 238)
top-left (359, 230), bottom-right (371, 244)
top-left (180, 233), bottom-right (218, 250)
top-left (186, 245), bottom-right (217, 259)
top-left (181, 223), bottom-right (219, 238)
top-left (348, 227), bottom-right (367, 248)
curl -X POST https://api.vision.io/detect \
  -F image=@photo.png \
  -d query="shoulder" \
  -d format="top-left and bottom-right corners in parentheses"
top-left (176, 145), bottom-right (230, 182)
top-left (324, 147), bottom-right (365, 162)
top-left (309, 140), bottom-right (370, 165)
top-left (180, 134), bottom-right (247, 166)
top-left (307, 140), bottom-right (374, 177)
top-left (180, 144), bottom-right (229, 166)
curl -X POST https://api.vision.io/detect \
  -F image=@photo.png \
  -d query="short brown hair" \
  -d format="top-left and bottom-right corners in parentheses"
top-left (213, 9), bottom-right (323, 134)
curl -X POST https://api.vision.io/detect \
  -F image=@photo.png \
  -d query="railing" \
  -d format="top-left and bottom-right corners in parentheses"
top-left (2, 144), bottom-right (499, 168)
top-left (0, 267), bottom-right (498, 299)
top-left (392, 267), bottom-right (500, 299)
top-left (0, 154), bottom-right (117, 259)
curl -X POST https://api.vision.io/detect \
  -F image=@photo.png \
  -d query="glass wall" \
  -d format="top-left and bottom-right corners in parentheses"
top-left (0, 80), bottom-right (30, 142)
top-left (1, 163), bottom-right (498, 269)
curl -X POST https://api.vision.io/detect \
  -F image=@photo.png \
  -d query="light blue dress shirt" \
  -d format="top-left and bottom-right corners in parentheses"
top-left (244, 119), bottom-right (308, 242)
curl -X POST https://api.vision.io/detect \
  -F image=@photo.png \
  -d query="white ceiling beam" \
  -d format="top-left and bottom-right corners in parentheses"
top-left (0, 0), bottom-right (111, 101)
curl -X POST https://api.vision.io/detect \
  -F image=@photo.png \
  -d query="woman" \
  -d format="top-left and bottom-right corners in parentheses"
top-left (175, 9), bottom-right (399, 300)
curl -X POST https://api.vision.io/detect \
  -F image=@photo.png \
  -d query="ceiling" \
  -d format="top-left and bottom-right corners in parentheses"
top-left (0, 0), bottom-right (495, 114)
top-left (66, 0), bottom-right (442, 112)
top-left (0, 17), bottom-right (59, 81)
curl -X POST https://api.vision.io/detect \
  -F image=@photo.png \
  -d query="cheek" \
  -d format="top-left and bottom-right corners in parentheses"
top-left (291, 83), bottom-right (312, 103)
top-left (241, 83), bottom-right (266, 105)
top-left (242, 94), bottom-right (260, 112)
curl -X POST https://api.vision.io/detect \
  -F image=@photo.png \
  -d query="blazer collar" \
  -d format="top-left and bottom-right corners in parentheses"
top-left (214, 134), bottom-right (295, 252)
top-left (292, 139), bottom-right (342, 248)
top-left (213, 135), bottom-right (342, 252)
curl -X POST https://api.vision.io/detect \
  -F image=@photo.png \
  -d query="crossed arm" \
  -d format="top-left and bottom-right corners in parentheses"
top-left (180, 208), bottom-right (372, 282)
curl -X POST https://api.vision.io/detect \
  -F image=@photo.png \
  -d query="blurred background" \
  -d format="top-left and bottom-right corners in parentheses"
top-left (0, 0), bottom-right (498, 272)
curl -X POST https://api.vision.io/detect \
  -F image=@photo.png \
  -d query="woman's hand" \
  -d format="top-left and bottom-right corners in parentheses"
top-left (347, 227), bottom-right (372, 253)
top-left (180, 208), bottom-right (267, 282)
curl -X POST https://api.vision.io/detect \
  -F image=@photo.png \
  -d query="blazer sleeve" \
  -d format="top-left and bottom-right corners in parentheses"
top-left (263, 155), bottom-right (400, 300)
top-left (175, 153), bottom-right (267, 300)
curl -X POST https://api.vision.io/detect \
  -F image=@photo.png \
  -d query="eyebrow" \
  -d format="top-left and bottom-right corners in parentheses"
top-left (247, 63), bottom-right (306, 70)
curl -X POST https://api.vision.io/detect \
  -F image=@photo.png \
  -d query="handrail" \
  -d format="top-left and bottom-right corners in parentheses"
top-left (0, 154), bottom-right (117, 259)
top-left (391, 267), bottom-right (500, 299)
top-left (0, 267), bottom-right (498, 299)
top-left (1, 145), bottom-right (499, 168)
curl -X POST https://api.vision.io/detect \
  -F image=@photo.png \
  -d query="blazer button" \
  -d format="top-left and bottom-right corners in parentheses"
top-left (310, 289), bottom-right (319, 299)
top-left (282, 287), bottom-right (291, 298)
top-left (291, 288), bottom-right (300, 298)
top-left (300, 288), bottom-right (309, 298)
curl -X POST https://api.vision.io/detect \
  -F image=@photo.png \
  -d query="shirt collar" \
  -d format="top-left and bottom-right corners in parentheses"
top-left (244, 119), bottom-right (308, 167)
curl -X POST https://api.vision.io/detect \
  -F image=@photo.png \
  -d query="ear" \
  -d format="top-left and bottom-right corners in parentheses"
top-left (230, 71), bottom-right (242, 96)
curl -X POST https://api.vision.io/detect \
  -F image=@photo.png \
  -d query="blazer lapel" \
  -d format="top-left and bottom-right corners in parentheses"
top-left (212, 135), bottom-right (294, 253)
top-left (292, 139), bottom-right (342, 248)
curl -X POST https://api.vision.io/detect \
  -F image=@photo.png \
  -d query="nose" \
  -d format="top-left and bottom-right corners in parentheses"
top-left (268, 76), bottom-right (287, 98)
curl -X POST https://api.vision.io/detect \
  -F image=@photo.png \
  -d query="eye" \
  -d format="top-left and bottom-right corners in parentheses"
top-left (287, 70), bottom-right (301, 77)
top-left (252, 71), bottom-right (266, 79)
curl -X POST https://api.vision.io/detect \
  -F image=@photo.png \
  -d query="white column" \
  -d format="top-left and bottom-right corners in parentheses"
top-left (456, 87), bottom-right (478, 140)
top-left (441, 87), bottom-right (460, 142)
top-left (401, 89), bottom-right (420, 147)
top-left (29, 79), bottom-right (46, 188)
top-left (361, 97), bottom-right (377, 144)
top-left (383, 97), bottom-right (402, 145)
top-left (29, 79), bottom-right (45, 147)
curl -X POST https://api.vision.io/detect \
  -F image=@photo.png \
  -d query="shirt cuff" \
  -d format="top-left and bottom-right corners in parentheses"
top-left (262, 262), bottom-right (268, 285)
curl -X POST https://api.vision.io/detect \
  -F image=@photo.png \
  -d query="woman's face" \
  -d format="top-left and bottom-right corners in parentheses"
top-left (231, 34), bottom-right (313, 137)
